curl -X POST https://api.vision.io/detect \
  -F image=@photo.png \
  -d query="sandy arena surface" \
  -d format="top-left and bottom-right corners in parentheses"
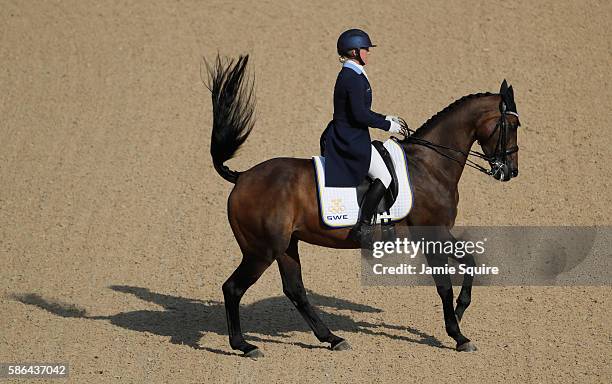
top-left (1, 1), bottom-right (611, 382)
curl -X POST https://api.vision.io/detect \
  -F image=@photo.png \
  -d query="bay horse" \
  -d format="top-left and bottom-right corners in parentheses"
top-left (205, 55), bottom-right (520, 358)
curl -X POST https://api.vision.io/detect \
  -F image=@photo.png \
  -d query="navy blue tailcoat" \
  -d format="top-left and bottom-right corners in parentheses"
top-left (320, 64), bottom-right (391, 187)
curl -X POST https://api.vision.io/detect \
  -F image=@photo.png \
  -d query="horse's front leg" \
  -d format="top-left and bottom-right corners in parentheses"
top-left (423, 233), bottom-right (477, 352)
top-left (452, 251), bottom-right (475, 323)
top-left (439, 232), bottom-right (476, 323)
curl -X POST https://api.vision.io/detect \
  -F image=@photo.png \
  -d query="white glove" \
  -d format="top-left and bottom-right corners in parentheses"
top-left (386, 115), bottom-right (403, 134)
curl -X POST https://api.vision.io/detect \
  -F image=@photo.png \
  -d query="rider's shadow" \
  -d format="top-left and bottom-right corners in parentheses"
top-left (12, 286), bottom-right (450, 355)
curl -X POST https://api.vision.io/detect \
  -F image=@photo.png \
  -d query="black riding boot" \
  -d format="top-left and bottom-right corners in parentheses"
top-left (349, 179), bottom-right (387, 249)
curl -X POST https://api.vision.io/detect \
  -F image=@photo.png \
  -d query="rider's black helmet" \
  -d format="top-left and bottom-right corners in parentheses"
top-left (337, 29), bottom-right (376, 57)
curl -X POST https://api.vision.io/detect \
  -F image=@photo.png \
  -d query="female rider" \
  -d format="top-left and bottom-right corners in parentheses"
top-left (321, 28), bottom-right (407, 246)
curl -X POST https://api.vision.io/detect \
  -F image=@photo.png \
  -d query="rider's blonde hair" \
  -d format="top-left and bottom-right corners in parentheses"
top-left (338, 48), bottom-right (358, 64)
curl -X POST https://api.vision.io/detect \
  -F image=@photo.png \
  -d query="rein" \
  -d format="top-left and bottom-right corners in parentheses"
top-left (398, 111), bottom-right (519, 177)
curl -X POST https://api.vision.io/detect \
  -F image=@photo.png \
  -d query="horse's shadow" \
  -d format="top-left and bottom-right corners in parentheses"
top-left (12, 286), bottom-right (450, 355)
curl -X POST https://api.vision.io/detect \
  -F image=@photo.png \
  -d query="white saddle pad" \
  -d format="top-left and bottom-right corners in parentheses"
top-left (313, 139), bottom-right (414, 228)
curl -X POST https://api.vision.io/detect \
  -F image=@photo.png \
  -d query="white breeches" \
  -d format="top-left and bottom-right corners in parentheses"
top-left (368, 145), bottom-right (392, 188)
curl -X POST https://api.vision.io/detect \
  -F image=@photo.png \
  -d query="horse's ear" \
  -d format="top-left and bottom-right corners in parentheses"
top-left (508, 85), bottom-right (517, 112)
top-left (500, 79), bottom-right (508, 95)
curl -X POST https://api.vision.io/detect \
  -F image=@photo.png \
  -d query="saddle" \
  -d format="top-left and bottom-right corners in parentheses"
top-left (356, 141), bottom-right (399, 240)
top-left (356, 140), bottom-right (399, 214)
top-left (312, 138), bottom-right (414, 231)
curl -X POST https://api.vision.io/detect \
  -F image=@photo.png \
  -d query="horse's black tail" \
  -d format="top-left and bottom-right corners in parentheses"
top-left (205, 55), bottom-right (255, 184)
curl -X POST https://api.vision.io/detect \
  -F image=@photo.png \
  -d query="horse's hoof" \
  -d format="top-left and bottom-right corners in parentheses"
top-left (456, 341), bottom-right (477, 352)
top-left (244, 348), bottom-right (264, 359)
top-left (331, 340), bottom-right (352, 351)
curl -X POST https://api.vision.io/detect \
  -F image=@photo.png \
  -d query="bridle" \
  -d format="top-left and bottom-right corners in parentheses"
top-left (398, 104), bottom-right (519, 179)
top-left (484, 104), bottom-right (519, 178)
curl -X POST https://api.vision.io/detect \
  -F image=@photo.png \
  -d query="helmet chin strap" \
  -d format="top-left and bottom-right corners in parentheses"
top-left (351, 49), bottom-right (365, 66)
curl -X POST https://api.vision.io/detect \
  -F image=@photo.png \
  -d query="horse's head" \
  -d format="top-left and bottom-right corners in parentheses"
top-left (475, 80), bottom-right (520, 182)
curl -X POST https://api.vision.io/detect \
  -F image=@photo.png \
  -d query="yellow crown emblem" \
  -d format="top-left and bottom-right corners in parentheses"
top-left (329, 198), bottom-right (345, 214)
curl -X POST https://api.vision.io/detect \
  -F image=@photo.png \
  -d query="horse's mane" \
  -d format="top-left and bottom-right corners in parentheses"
top-left (413, 92), bottom-right (495, 134)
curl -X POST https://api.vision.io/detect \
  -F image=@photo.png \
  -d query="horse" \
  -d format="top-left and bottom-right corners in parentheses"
top-left (204, 55), bottom-right (520, 358)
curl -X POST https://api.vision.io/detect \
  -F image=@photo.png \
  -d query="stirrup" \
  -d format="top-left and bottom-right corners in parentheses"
top-left (380, 223), bottom-right (396, 243)
top-left (348, 221), bottom-right (375, 249)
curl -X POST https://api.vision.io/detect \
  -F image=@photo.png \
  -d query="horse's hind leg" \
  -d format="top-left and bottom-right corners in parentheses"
top-left (222, 255), bottom-right (273, 358)
top-left (277, 238), bottom-right (350, 351)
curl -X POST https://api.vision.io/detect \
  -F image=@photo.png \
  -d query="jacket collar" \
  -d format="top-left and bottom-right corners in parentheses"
top-left (343, 60), bottom-right (368, 80)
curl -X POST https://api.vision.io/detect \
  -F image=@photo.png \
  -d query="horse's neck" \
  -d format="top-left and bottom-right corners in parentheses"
top-left (418, 106), bottom-right (480, 186)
